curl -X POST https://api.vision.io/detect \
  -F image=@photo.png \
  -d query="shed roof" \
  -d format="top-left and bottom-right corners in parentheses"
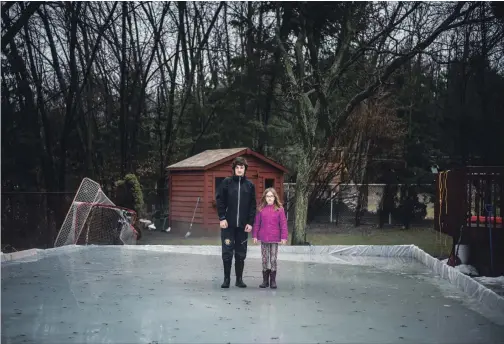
top-left (166, 148), bottom-right (288, 173)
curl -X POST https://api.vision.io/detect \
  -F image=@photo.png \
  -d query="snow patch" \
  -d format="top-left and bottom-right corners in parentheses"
top-left (475, 276), bottom-right (504, 286)
top-left (440, 258), bottom-right (479, 276)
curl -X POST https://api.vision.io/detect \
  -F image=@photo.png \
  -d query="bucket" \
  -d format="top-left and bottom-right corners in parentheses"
top-left (455, 244), bottom-right (470, 264)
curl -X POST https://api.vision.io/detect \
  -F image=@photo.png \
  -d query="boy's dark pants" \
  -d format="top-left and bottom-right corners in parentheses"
top-left (221, 226), bottom-right (248, 285)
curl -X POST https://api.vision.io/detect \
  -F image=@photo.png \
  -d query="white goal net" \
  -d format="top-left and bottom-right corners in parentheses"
top-left (54, 178), bottom-right (139, 247)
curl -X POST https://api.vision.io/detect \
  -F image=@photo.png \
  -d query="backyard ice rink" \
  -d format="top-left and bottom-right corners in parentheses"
top-left (2, 245), bottom-right (504, 344)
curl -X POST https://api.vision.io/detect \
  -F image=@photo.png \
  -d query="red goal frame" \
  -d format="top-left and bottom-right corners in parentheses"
top-left (72, 203), bottom-right (138, 245)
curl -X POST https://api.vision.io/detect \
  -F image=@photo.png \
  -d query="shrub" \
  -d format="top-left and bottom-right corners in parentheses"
top-left (115, 174), bottom-right (145, 217)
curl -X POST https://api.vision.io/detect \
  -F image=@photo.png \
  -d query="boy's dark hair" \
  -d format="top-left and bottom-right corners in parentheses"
top-left (232, 156), bottom-right (248, 172)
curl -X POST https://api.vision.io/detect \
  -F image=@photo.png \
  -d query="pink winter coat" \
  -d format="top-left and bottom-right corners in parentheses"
top-left (252, 205), bottom-right (288, 243)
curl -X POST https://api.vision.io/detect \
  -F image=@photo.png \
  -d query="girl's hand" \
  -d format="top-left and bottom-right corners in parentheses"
top-left (281, 239), bottom-right (287, 245)
top-left (253, 238), bottom-right (258, 244)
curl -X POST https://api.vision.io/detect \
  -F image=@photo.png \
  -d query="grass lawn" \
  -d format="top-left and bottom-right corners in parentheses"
top-left (141, 227), bottom-right (452, 258)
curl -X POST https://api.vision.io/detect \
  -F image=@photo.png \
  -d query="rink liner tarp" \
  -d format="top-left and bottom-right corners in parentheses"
top-left (2, 243), bottom-right (504, 314)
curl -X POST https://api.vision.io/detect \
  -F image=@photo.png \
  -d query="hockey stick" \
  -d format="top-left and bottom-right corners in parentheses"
top-left (186, 196), bottom-right (201, 238)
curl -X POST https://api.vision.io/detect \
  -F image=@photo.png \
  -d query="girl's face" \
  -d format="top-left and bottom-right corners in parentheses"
top-left (265, 192), bottom-right (275, 205)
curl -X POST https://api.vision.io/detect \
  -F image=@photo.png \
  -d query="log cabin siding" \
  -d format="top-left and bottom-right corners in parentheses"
top-left (167, 149), bottom-right (287, 232)
top-left (169, 172), bottom-right (204, 224)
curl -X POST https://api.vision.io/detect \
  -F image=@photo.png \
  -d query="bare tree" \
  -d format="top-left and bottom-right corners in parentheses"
top-left (275, 2), bottom-right (492, 244)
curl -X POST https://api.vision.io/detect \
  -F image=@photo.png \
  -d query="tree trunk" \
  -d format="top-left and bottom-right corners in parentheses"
top-left (293, 189), bottom-right (309, 245)
top-left (292, 153), bottom-right (311, 245)
top-left (119, 2), bottom-right (128, 176)
top-left (355, 139), bottom-right (371, 226)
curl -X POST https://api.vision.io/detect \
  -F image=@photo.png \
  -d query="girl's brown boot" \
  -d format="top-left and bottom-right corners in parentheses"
top-left (270, 270), bottom-right (277, 289)
top-left (259, 269), bottom-right (270, 288)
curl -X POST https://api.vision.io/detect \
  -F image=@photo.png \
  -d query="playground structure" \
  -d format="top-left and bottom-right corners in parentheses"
top-left (435, 166), bottom-right (504, 276)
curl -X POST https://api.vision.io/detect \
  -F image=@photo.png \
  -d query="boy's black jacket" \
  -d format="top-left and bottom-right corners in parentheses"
top-left (215, 175), bottom-right (256, 228)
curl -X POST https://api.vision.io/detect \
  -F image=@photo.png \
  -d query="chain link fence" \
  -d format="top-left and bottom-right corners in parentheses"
top-left (283, 183), bottom-right (435, 231)
top-left (2, 182), bottom-right (437, 251)
top-left (1, 192), bottom-right (74, 251)
top-left (1, 188), bottom-right (168, 251)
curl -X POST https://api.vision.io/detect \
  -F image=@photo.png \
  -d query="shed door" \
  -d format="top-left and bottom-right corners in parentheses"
top-left (260, 172), bottom-right (277, 196)
top-left (260, 172), bottom-right (276, 187)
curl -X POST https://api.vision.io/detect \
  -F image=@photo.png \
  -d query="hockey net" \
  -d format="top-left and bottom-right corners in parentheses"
top-left (54, 178), bottom-right (139, 247)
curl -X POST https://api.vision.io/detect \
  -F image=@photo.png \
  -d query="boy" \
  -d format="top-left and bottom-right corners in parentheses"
top-left (215, 157), bottom-right (256, 288)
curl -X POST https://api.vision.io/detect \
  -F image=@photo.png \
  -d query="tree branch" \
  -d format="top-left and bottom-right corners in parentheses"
top-left (1, 2), bottom-right (43, 51)
top-left (334, 2), bottom-right (470, 130)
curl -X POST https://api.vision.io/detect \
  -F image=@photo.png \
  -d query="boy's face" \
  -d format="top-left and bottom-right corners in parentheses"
top-left (234, 164), bottom-right (245, 176)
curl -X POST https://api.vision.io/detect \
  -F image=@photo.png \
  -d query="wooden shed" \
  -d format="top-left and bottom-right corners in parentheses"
top-left (166, 148), bottom-right (288, 233)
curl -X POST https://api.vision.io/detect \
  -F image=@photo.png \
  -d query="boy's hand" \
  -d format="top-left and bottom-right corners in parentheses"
top-left (219, 220), bottom-right (228, 229)
top-left (245, 224), bottom-right (252, 232)
top-left (253, 238), bottom-right (258, 244)
top-left (281, 239), bottom-right (287, 245)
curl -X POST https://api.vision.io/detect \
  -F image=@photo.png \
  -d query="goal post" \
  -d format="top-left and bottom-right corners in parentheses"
top-left (54, 178), bottom-right (139, 247)
top-left (75, 203), bottom-right (138, 246)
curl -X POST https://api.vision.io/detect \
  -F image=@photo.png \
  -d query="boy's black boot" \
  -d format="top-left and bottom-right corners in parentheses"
top-left (259, 269), bottom-right (270, 288)
top-left (221, 260), bottom-right (232, 288)
top-left (235, 260), bottom-right (247, 288)
top-left (270, 270), bottom-right (277, 289)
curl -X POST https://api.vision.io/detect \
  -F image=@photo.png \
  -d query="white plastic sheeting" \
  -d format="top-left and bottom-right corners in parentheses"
top-left (2, 243), bottom-right (503, 315)
top-left (475, 276), bottom-right (504, 298)
top-left (1, 245), bottom-right (86, 264)
top-left (411, 245), bottom-right (504, 314)
top-left (121, 244), bottom-right (419, 271)
top-left (123, 243), bottom-right (414, 257)
top-left (476, 276), bottom-right (504, 285)
top-left (1, 248), bottom-right (41, 263)
top-left (440, 258), bottom-right (480, 276)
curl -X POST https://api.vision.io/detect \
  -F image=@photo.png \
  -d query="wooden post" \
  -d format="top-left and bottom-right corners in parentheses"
top-left (286, 183), bottom-right (290, 221)
top-left (203, 172), bottom-right (208, 229)
top-left (330, 191), bottom-right (334, 223)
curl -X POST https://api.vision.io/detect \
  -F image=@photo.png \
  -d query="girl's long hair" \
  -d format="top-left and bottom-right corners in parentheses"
top-left (258, 187), bottom-right (283, 211)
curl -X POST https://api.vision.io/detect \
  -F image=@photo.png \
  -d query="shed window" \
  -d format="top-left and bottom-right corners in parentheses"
top-left (265, 178), bottom-right (275, 189)
top-left (215, 177), bottom-right (226, 192)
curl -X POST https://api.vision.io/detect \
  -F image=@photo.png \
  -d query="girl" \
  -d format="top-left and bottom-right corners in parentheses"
top-left (252, 187), bottom-right (288, 289)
